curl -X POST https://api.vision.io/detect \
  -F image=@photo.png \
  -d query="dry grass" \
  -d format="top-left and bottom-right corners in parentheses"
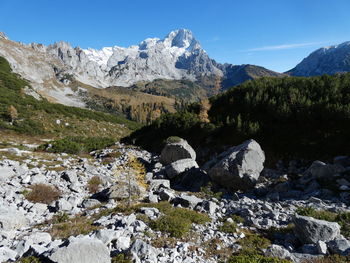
top-left (49, 215), bottom-right (101, 239)
top-left (202, 238), bottom-right (233, 261)
top-left (127, 155), bottom-right (148, 189)
top-left (25, 184), bottom-right (61, 204)
top-left (301, 255), bottom-right (350, 263)
top-left (87, 176), bottom-right (102, 194)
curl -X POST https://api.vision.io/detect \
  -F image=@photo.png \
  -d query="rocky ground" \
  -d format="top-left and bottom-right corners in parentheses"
top-left (1, 138), bottom-right (350, 263)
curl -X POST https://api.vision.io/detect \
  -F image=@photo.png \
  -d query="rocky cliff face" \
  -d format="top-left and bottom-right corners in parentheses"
top-left (47, 29), bottom-right (223, 87)
top-left (287, 41), bottom-right (350, 76)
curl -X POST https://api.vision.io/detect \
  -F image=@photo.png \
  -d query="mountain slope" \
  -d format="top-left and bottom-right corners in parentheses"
top-left (287, 41), bottom-right (350, 76)
top-left (0, 30), bottom-right (282, 123)
top-left (221, 64), bottom-right (283, 88)
top-left (0, 56), bottom-right (139, 138)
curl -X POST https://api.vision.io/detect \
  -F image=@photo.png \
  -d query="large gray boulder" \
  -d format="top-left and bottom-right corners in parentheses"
top-left (165, 158), bottom-right (199, 179)
top-left (0, 247), bottom-right (17, 262)
top-left (293, 215), bottom-right (341, 244)
top-left (45, 237), bottom-right (110, 263)
top-left (208, 139), bottom-right (265, 190)
top-left (0, 165), bottom-right (15, 182)
top-left (0, 207), bottom-right (27, 230)
top-left (304, 161), bottom-right (345, 179)
top-left (160, 138), bottom-right (196, 165)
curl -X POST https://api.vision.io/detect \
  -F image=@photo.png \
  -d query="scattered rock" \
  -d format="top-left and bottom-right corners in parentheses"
top-left (316, 240), bottom-right (328, 255)
top-left (158, 188), bottom-right (176, 201)
top-left (56, 199), bottom-right (73, 212)
top-left (208, 139), bottom-right (265, 190)
top-left (160, 138), bottom-right (196, 165)
top-left (174, 194), bottom-right (203, 208)
top-left (45, 237), bottom-right (110, 263)
top-left (82, 199), bottom-right (101, 209)
top-left (149, 179), bottom-right (170, 191)
top-left (327, 239), bottom-right (350, 256)
top-left (293, 215), bottom-right (341, 244)
top-left (0, 246), bottom-right (17, 262)
top-left (107, 181), bottom-right (143, 200)
top-left (265, 244), bottom-right (295, 261)
top-left (0, 165), bottom-right (15, 182)
top-left (0, 207), bottom-right (27, 230)
top-left (61, 171), bottom-right (78, 183)
top-left (130, 239), bottom-right (158, 263)
top-left (165, 158), bottom-right (199, 179)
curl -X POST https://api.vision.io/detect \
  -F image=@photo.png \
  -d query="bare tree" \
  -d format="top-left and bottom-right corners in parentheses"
top-left (7, 105), bottom-right (18, 124)
top-left (199, 98), bottom-right (211, 123)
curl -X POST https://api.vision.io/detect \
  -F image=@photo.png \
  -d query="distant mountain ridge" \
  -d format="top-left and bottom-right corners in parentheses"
top-left (287, 41), bottom-right (350, 76)
top-left (0, 29), bottom-right (281, 122)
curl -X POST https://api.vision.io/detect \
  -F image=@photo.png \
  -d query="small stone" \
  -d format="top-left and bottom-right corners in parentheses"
top-left (82, 199), bottom-right (101, 209)
top-left (327, 239), bottom-right (350, 255)
top-left (56, 199), bottom-right (73, 211)
top-left (316, 240), bottom-right (327, 255)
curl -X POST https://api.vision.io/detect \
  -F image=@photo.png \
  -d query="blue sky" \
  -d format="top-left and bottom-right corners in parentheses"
top-left (1, 0), bottom-right (350, 72)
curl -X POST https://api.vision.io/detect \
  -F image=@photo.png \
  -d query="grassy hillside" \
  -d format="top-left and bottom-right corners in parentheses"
top-left (72, 81), bottom-right (178, 124)
top-left (0, 56), bottom-right (140, 139)
top-left (71, 78), bottom-right (210, 124)
top-left (124, 74), bottom-right (350, 163)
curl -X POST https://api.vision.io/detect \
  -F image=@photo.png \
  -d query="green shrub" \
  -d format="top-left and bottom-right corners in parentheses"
top-left (231, 214), bottom-right (245, 224)
top-left (165, 136), bottom-right (182, 143)
top-left (303, 255), bottom-right (350, 263)
top-left (150, 214), bottom-right (192, 238)
top-left (199, 182), bottom-right (223, 199)
top-left (227, 254), bottom-right (291, 263)
top-left (218, 221), bottom-right (237, 234)
top-left (238, 232), bottom-right (271, 255)
top-left (51, 212), bottom-right (70, 224)
top-left (146, 202), bottom-right (210, 237)
top-left (39, 136), bottom-right (115, 154)
top-left (111, 254), bottom-right (132, 263)
top-left (295, 207), bottom-right (337, 222)
top-left (17, 256), bottom-right (43, 263)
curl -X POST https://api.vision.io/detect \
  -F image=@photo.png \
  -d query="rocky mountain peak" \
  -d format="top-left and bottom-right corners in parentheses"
top-left (164, 29), bottom-right (201, 50)
top-left (287, 41), bottom-right (350, 76)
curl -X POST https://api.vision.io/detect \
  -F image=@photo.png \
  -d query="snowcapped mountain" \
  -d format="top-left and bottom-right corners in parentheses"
top-left (287, 41), bottom-right (350, 76)
top-left (45, 29), bottom-right (222, 88)
top-left (0, 29), bottom-right (280, 109)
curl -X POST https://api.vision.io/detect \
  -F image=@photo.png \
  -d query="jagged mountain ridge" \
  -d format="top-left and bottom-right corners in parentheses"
top-left (287, 41), bottom-right (350, 76)
top-left (43, 29), bottom-right (223, 88)
top-left (0, 29), bottom-right (281, 114)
